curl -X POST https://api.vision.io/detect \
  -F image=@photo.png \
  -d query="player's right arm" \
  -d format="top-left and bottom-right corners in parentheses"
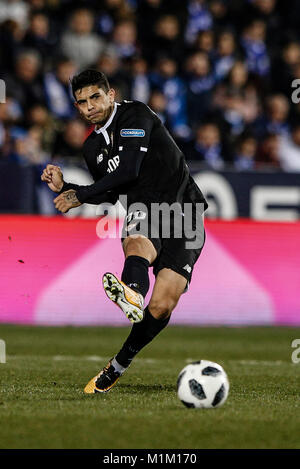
top-left (41, 164), bottom-right (64, 193)
top-left (41, 164), bottom-right (81, 193)
top-left (41, 164), bottom-right (118, 205)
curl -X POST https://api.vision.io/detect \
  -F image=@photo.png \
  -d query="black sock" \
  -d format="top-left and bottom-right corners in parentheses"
top-left (121, 255), bottom-right (150, 298)
top-left (115, 306), bottom-right (170, 368)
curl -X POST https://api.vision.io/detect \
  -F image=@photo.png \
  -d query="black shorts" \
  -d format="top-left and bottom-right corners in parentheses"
top-left (121, 197), bottom-right (206, 290)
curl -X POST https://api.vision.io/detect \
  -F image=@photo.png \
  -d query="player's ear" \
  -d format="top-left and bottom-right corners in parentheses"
top-left (108, 88), bottom-right (115, 103)
top-left (74, 101), bottom-right (83, 116)
top-left (73, 90), bottom-right (79, 110)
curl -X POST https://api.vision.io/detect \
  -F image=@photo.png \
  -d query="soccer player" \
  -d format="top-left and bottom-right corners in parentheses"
top-left (41, 69), bottom-right (208, 393)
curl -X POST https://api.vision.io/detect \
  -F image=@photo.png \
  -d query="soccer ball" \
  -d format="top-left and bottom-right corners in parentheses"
top-left (177, 360), bottom-right (229, 409)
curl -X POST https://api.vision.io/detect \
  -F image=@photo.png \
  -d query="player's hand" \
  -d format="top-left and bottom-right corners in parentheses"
top-left (53, 190), bottom-right (82, 213)
top-left (41, 164), bottom-right (64, 193)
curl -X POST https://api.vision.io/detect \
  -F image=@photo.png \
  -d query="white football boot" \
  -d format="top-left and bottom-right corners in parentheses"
top-left (102, 272), bottom-right (144, 323)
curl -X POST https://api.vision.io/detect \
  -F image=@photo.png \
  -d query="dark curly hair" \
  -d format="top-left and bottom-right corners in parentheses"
top-left (71, 69), bottom-right (110, 99)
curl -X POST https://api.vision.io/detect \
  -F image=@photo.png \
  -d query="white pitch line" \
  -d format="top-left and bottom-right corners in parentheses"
top-left (53, 355), bottom-right (106, 361)
top-left (185, 358), bottom-right (287, 366)
top-left (231, 359), bottom-right (285, 366)
top-left (6, 355), bottom-right (108, 361)
top-left (6, 355), bottom-right (157, 364)
top-left (52, 355), bottom-right (156, 363)
top-left (6, 356), bottom-right (291, 366)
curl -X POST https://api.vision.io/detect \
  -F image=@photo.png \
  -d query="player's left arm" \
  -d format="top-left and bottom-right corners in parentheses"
top-left (53, 189), bottom-right (81, 213)
top-left (53, 188), bottom-right (119, 213)
top-left (72, 105), bottom-right (154, 204)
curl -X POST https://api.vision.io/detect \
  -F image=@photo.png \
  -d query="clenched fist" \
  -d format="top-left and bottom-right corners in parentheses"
top-left (53, 190), bottom-right (82, 213)
top-left (41, 165), bottom-right (64, 193)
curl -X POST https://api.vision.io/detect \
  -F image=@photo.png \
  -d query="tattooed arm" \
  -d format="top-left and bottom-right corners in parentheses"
top-left (53, 190), bottom-right (82, 213)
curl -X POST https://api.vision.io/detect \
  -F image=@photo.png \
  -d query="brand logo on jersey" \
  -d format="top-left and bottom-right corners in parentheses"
top-left (97, 154), bottom-right (103, 164)
top-left (126, 210), bottom-right (147, 222)
top-left (183, 264), bottom-right (192, 273)
top-left (107, 155), bottom-right (120, 173)
top-left (120, 129), bottom-right (145, 137)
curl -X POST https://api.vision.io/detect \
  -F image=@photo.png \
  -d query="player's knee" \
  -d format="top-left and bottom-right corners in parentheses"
top-left (124, 236), bottom-right (144, 255)
top-left (123, 235), bottom-right (156, 263)
top-left (149, 297), bottom-right (178, 320)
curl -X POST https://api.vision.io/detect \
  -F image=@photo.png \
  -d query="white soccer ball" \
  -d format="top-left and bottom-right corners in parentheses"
top-left (177, 360), bottom-right (229, 409)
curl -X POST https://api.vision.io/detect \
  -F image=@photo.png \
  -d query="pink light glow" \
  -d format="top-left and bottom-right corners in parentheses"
top-left (0, 216), bottom-right (299, 326)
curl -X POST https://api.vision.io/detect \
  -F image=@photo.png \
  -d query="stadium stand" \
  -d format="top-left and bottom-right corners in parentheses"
top-left (1, 0), bottom-right (300, 215)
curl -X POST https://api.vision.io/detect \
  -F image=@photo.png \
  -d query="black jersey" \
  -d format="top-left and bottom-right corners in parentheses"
top-left (63, 100), bottom-right (208, 210)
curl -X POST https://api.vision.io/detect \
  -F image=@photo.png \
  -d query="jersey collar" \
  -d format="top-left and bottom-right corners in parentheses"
top-left (94, 102), bottom-right (119, 144)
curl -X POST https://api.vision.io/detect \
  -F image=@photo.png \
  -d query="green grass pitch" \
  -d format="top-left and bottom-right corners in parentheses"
top-left (0, 324), bottom-right (299, 449)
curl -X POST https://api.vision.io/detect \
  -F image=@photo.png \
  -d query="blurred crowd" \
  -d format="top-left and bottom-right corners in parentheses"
top-left (1, 0), bottom-right (300, 179)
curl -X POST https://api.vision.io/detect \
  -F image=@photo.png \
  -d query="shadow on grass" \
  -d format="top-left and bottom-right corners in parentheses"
top-left (3, 383), bottom-right (176, 402)
top-left (118, 383), bottom-right (175, 393)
